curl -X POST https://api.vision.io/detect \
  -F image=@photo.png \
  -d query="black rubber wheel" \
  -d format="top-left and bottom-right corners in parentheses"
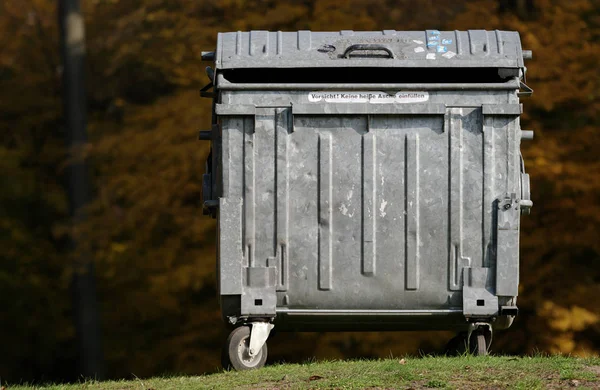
top-left (222, 326), bottom-right (268, 371)
top-left (470, 332), bottom-right (488, 356)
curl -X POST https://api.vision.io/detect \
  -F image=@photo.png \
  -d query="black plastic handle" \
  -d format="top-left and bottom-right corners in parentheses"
top-left (342, 44), bottom-right (395, 59)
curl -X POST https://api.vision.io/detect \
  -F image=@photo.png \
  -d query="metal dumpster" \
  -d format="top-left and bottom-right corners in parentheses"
top-left (200, 30), bottom-right (533, 369)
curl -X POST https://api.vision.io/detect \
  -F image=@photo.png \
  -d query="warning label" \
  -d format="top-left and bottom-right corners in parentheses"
top-left (308, 91), bottom-right (429, 104)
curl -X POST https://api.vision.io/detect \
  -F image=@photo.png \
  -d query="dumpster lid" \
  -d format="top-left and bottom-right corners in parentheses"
top-left (214, 30), bottom-right (527, 70)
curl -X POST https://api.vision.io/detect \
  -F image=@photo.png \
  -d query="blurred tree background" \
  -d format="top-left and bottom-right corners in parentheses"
top-left (0, 0), bottom-right (598, 382)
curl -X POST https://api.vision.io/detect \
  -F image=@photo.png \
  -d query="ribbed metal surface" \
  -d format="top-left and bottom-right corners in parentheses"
top-left (216, 30), bottom-right (525, 69)
top-left (219, 99), bottom-right (522, 314)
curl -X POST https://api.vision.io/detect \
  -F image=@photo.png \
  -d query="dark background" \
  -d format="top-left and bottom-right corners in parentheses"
top-left (0, 0), bottom-right (599, 383)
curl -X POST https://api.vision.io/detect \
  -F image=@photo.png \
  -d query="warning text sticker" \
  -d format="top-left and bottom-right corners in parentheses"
top-left (308, 91), bottom-right (429, 104)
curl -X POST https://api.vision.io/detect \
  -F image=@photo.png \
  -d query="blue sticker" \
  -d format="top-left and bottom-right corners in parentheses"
top-left (430, 30), bottom-right (440, 35)
top-left (427, 41), bottom-right (438, 47)
top-left (442, 39), bottom-right (453, 45)
top-left (437, 45), bottom-right (448, 53)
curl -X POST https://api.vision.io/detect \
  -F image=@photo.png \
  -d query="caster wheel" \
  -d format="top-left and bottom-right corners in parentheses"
top-left (222, 326), bottom-right (268, 371)
top-left (470, 332), bottom-right (489, 356)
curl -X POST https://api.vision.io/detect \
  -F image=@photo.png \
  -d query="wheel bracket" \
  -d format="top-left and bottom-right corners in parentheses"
top-left (248, 322), bottom-right (274, 357)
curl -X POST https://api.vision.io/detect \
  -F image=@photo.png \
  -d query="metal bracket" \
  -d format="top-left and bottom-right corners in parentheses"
top-left (520, 157), bottom-right (533, 215)
top-left (517, 80), bottom-right (533, 97)
top-left (201, 51), bottom-right (215, 61)
top-left (462, 267), bottom-right (499, 317)
top-left (500, 306), bottom-right (519, 316)
top-left (198, 130), bottom-right (212, 141)
top-left (495, 193), bottom-right (521, 296)
top-left (200, 81), bottom-right (215, 98)
top-left (248, 322), bottom-right (274, 357)
top-left (497, 193), bottom-right (520, 230)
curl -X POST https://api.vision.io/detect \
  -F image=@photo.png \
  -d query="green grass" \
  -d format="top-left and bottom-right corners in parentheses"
top-left (7, 355), bottom-right (600, 390)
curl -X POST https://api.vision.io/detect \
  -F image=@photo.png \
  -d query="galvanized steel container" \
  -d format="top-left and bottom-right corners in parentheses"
top-left (200, 30), bottom-right (533, 369)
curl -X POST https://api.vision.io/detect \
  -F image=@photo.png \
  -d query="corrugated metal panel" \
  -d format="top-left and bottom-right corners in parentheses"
top-left (215, 30), bottom-right (525, 69)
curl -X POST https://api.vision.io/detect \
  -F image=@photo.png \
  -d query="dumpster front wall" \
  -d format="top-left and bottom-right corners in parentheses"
top-left (217, 89), bottom-right (522, 318)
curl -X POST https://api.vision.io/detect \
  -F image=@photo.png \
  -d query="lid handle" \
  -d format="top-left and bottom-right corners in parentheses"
top-left (342, 44), bottom-right (395, 59)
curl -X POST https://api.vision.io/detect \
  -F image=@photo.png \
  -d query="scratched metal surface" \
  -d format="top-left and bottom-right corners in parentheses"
top-left (209, 30), bottom-right (531, 330)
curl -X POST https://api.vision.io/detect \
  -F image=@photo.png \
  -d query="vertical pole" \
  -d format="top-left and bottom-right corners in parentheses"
top-left (58, 0), bottom-right (104, 379)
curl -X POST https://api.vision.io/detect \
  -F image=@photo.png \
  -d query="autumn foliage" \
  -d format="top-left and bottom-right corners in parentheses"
top-left (0, 0), bottom-right (599, 382)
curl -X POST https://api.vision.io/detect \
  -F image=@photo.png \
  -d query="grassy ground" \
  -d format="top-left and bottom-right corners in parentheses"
top-left (7, 355), bottom-right (600, 390)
